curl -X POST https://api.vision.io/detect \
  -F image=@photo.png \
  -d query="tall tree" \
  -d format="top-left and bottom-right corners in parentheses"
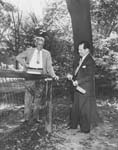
top-left (66, 0), bottom-right (93, 67)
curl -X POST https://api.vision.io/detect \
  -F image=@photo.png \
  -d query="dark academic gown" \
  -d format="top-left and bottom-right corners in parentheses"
top-left (70, 54), bottom-right (99, 132)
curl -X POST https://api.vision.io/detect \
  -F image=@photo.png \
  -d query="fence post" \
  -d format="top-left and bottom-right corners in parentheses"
top-left (45, 78), bottom-right (53, 133)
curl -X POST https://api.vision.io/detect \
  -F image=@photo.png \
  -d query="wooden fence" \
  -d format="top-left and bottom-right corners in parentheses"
top-left (0, 69), bottom-right (53, 133)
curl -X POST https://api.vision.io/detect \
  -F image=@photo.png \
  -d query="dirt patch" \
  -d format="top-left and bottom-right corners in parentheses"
top-left (0, 97), bottom-right (118, 150)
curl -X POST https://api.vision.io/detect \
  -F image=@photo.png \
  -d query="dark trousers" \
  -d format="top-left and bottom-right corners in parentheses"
top-left (70, 92), bottom-right (91, 133)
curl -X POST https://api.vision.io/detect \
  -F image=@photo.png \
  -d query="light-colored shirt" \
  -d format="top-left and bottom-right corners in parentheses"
top-left (29, 48), bottom-right (43, 69)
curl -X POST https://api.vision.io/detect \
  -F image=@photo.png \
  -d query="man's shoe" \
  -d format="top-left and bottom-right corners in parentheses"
top-left (65, 125), bottom-right (77, 130)
top-left (33, 119), bottom-right (42, 123)
top-left (80, 130), bottom-right (90, 133)
top-left (21, 120), bottom-right (29, 125)
top-left (65, 126), bottom-right (71, 130)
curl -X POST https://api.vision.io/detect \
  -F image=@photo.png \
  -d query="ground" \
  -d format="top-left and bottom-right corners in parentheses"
top-left (0, 96), bottom-right (118, 150)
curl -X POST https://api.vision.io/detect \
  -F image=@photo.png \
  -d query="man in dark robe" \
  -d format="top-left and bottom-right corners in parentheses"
top-left (67, 41), bottom-right (99, 133)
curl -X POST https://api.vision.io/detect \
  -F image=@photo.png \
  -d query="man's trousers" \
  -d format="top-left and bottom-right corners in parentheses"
top-left (24, 80), bottom-right (46, 121)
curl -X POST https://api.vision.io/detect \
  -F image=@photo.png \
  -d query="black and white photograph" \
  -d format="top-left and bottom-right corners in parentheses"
top-left (0, 0), bottom-right (118, 149)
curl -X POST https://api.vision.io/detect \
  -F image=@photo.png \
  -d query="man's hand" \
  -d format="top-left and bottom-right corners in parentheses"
top-left (67, 73), bottom-right (73, 81)
top-left (73, 80), bottom-right (78, 86)
top-left (25, 63), bottom-right (29, 68)
top-left (53, 75), bottom-right (59, 80)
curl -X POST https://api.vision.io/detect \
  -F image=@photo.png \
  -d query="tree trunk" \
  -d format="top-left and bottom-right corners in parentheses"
top-left (66, 0), bottom-right (93, 67)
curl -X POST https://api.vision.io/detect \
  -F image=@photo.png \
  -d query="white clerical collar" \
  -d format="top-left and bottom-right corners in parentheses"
top-left (81, 52), bottom-right (89, 61)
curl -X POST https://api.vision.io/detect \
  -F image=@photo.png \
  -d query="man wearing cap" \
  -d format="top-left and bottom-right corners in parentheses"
top-left (16, 36), bottom-right (59, 124)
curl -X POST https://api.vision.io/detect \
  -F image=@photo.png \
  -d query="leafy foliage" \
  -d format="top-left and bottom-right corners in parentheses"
top-left (0, 0), bottom-right (118, 92)
top-left (91, 0), bottom-right (118, 37)
top-left (90, 0), bottom-right (118, 91)
top-left (0, 1), bottom-right (14, 47)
